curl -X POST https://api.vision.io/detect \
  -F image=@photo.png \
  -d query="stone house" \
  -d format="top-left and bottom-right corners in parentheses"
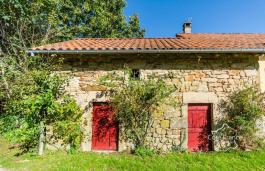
top-left (29, 23), bottom-right (265, 152)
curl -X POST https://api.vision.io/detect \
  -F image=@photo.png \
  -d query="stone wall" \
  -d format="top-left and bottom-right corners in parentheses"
top-left (61, 53), bottom-right (260, 152)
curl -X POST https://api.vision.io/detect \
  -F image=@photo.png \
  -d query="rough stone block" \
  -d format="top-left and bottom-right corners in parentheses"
top-left (202, 78), bottom-right (218, 82)
top-left (170, 118), bottom-right (179, 129)
top-left (185, 75), bottom-right (194, 82)
top-left (240, 71), bottom-right (246, 77)
top-left (197, 84), bottom-right (208, 92)
top-left (214, 87), bottom-right (223, 92)
top-left (217, 75), bottom-right (229, 79)
top-left (160, 120), bottom-right (170, 128)
top-left (80, 85), bottom-right (107, 91)
top-left (183, 92), bottom-right (218, 103)
top-left (245, 70), bottom-right (257, 77)
top-left (156, 128), bottom-right (162, 134)
top-left (229, 70), bottom-right (240, 76)
top-left (153, 110), bottom-right (164, 118)
top-left (163, 107), bottom-right (176, 119)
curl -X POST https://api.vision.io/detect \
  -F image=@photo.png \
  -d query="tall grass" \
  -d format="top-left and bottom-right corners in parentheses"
top-left (1, 139), bottom-right (265, 171)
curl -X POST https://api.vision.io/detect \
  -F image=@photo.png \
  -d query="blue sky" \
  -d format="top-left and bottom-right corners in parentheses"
top-left (125, 0), bottom-right (265, 37)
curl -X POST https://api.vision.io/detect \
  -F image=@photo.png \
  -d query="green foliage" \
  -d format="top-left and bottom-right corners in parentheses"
top-left (0, 0), bottom-right (145, 154)
top-left (133, 146), bottom-right (156, 157)
top-left (0, 56), bottom-right (83, 152)
top-left (219, 86), bottom-right (265, 150)
top-left (0, 0), bottom-right (145, 104)
top-left (171, 129), bottom-right (187, 152)
top-left (2, 138), bottom-right (265, 171)
top-left (1, 0), bottom-right (145, 53)
top-left (52, 97), bottom-right (83, 150)
top-left (100, 69), bottom-right (176, 148)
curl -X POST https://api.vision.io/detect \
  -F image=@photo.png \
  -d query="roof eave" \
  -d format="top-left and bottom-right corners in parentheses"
top-left (28, 49), bottom-right (265, 55)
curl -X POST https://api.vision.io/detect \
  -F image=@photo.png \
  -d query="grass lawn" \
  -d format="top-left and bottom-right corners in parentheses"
top-left (1, 139), bottom-right (265, 171)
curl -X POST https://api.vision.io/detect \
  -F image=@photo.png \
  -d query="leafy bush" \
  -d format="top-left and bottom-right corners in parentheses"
top-left (0, 57), bottom-right (83, 154)
top-left (100, 69), bottom-right (176, 148)
top-left (133, 146), bottom-right (156, 157)
top-left (1, 0), bottom-right (145, 155)
top-left (219, 86), bottom-right (265, 150)
top-left (1, 0), bottom-right (145, 55)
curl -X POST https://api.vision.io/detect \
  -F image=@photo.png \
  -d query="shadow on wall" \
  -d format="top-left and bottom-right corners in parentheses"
top-left (60, 53), bottom-right (258, 71)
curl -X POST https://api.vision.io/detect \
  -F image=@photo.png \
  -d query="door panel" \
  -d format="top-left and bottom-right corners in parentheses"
top-left (188, 104), bottom-right (212, 152)
top-left (92, 103), bottom-right (118, 151)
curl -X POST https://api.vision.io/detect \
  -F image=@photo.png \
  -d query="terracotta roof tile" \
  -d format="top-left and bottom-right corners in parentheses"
top-left (30, 34), bottom-right (265, 53)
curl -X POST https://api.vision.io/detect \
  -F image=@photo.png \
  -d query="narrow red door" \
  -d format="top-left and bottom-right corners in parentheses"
top-left (92, 103), bottom-right (118, 151)
top-left (188, 104), bottom-right (212, 152)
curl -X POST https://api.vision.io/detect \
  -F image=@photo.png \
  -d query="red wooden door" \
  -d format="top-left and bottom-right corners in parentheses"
top-left (188, 104), bottom-right (212, 152)
top-left (92, 103), bottom-right (118, 151)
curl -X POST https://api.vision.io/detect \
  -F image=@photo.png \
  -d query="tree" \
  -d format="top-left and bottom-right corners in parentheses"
top-left (100, 70), bottom-right (176, 148)
top-left (0, 0), bottom-right (145, 53)
top-left (1, 0), bottom-right (145, 111)
top-left (0, 57), bottom-right (83, 155)
top-left (0, 0), bottom-right (145, 155)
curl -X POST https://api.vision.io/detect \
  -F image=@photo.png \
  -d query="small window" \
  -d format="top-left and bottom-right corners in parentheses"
top-left (131, 69), bottom-right (140, 79)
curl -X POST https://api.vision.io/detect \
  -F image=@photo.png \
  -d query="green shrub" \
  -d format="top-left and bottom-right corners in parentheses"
top-left (219, 86), bottom-right (265, 150)
top-left (171, 145), bottom-right (186, 152)
top-left (133, 146), bottom-right (156, 157)
top-left (100, 69), bottom-right (176, 148)
top-left (0, 57), bottom-right (83, 154)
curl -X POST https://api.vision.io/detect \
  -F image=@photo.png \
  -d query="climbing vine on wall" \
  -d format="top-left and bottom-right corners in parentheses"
top-left (218, 86), bottom-right (265, 150)
top-left (99, 69), bottom-right (177, 148)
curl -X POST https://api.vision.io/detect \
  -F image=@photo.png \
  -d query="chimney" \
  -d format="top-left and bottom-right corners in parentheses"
top-left (183, 20), bottom-right (192, 34)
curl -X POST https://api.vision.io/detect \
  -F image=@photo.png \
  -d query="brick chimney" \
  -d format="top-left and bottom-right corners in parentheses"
top-left (183, 20), bottom-right (192, 34)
